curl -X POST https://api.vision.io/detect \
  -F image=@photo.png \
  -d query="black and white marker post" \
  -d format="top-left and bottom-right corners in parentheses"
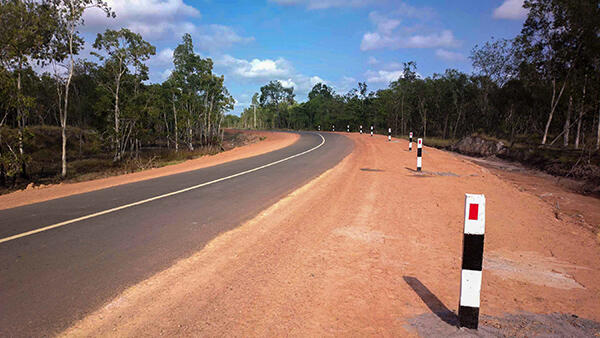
top-left (371, 125), bottom-right (373, 136)
top-left (360, 125), bottom-right (363, 134)
top-left (347, 125), bottom-right (350, 132)
top-left (458, 194), bottom-right (486, 330)
top-left (388, 128), bottom-right (392, 141)
top-left (332, 125), bottom-right (335, 132)
top-left (318, 125), bottom-right (321, 131)
top-left (409, 132), bottom-right (413, 151)
top-left (416, 138), bottom-right (422, 171)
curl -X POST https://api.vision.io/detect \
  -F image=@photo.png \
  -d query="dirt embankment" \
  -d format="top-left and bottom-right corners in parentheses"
top-left (0, 130), bottom-right (298, 210)
top-left (447, 135), bottom-right (600, 195)
top-left (61, 133), bottom-right (600, 337)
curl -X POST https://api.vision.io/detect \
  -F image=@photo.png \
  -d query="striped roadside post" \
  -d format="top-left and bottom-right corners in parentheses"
top-left (409, 132), bottom-right (413, 151)
top-left (332, 125), bottom-right (335, 132)
top-left (371, 125), bottom-right (373, 136)
top-left (360, 125), bottom-right (363, 134)
top-left (318, 125), bottom-right (321, 131)
top-left (416, 138), bottom-right (422, 171)
top-left (347, 125), bottom-right (350, 132)
top-left (459, 194), bottom-right (486, 330)
top-left (388, 128), bottom-right (392, 141)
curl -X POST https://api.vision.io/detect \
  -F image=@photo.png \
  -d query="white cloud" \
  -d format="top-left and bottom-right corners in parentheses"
top-left (393, 2), bottom-right (435, 19)
top-left (155, 48), bottom-right (174, 64)
top-left (83, 0), bottom-right (252, 51)
top-left (369, 12), bottom-right (401, 35)
top-left (84, 0), bottom-right (200, 37)
top-left (493, 0), bottom-right (528, 20)
top-left (160, 68), bottom-right (173, 80)
top-left (435, 49), bottom-right (466, 62)
top-left (216, 55), bottom-right (293, 79)
top-left (361, 10), bottom-right (459, 51)
top-left (269, 0), bottom-right (384, 10)
top-left (278, 79), bottom-right (297, 88)
top-left (215, 54), bottom-right (333, 105)
top-left (361, 30), bottom-right (459, 50)
top-left (195, 25), bottom-right (255, 51)
top-left (365, 69), bottom-right (403, 83)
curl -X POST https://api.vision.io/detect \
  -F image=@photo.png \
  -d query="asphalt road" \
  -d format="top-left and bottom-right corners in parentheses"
top-left (0, 131), bottom-right (352, 337)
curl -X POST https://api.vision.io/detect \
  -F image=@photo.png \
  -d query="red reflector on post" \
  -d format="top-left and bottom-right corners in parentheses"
top-left (468, 204), bottom-right (479, 220)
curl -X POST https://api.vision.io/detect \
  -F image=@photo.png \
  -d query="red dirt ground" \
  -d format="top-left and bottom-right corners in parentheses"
top-left (0, 130), bottom-right (298, 210)
top-left (59, 132), bottom-right (600, 336)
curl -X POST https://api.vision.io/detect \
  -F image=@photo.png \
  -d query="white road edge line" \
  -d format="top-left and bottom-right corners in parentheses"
top-left (0, 133), bottom-right (326, 244)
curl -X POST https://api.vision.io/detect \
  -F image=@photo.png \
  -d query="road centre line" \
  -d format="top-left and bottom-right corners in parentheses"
top-left (0, 133), bottom-right (326, 244)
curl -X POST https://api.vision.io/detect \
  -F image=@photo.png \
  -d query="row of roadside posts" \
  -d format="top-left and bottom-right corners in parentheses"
top-left (320, 124), bottom-right (486, 330)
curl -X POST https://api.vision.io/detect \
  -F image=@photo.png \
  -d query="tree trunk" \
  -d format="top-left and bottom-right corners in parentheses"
top-left (563, 95), bottom-right (572, 147)
top-left (596, 98), bottom-right (600, 151)
top-left (400, 94), bottom-right (404, 136)
top-left (16, 69), bottom-right (27, 178)
top-left (114, 73), bottom-right (121, 161)
top-left (187, 117), bottom-right (193, 151)
top-left (575, 78), bottom-right (587, 149)
top-left (542, 77), bottom-right (569, 145)
top-left (0, 118), bottom-right (5, 186)
top-left (172, 94), bottom-right (178, 152)
top-left (60, 22), bottom-right (76, 178)
top-left (163, 110), bottom-right (170, 149)
top-left (208, 96), bottom-right (214, 141)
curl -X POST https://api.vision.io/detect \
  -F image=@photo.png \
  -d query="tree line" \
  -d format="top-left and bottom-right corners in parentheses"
top-left (0, 0), bottom-right (233, 185)
top-left (234, 0), bottom-right (599, 152)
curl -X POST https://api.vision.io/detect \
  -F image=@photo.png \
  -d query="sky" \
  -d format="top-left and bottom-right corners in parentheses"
top-left (79, 0), bottom-right (528, 115)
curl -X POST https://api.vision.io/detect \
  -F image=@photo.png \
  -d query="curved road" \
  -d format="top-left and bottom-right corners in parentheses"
top-left (0, 131), bottom-right (352, 337)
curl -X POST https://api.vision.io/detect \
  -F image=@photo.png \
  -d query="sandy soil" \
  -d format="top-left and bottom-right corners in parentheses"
top-left (60, 133), bottom-right (600, 337)
top-left (462, 155), bottom-right (600, 237)
top-left (0, 130), bottom-right (298, 211)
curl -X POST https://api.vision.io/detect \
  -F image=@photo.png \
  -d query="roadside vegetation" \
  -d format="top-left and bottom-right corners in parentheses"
top-left (228, 0), bottom-right (599, 190)
top-left (0, 0), bottom-right (234, 191)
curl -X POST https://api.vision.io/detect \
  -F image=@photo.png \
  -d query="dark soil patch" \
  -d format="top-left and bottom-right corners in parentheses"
top-left (406, 311), bottom-right (600, 337)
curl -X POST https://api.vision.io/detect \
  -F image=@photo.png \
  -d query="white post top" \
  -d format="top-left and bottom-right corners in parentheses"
top-left (464, 194), bottom-right (486, 235)
top-left (388, 128), bottom-right (391, 132)
top-left (410, 132), bottom-right (413, 137)
top-left (417, 138), bottom-right (423, 147)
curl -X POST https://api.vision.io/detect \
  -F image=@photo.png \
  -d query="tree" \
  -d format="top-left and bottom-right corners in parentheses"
top-left (49, 0), bottom-right (113, 177)
top-left (92, 28), bottom-right (155, 161)
top-left (516, 0), bottom-right (599, 144)
top-left (0, 0), bottom-right (56, 177)
top-left (259, 80), bottom-right (295, 128)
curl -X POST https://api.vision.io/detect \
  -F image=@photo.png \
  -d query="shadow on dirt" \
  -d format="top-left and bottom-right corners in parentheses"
top-left (360, 168), bottom-right (385, 172)
top-left (403, 276), bottom-right (458, 327)
top-left (404, 168), bottom-right (459, 177)
top-left (402, 277), bottom-right (600, 337)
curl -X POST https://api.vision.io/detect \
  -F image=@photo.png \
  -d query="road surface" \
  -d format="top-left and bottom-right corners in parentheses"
top-left (0, 131), bottom-right (352, 337)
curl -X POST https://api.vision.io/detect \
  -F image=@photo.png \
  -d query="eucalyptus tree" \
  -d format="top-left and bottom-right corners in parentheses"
top-left (92, 28), bottom-right (155, 161)
top-left (49, 0), bottom-right (113, 176)
top-left (171, 33), bottom-right (213, 149)
top-left (0, 0), bottom-right (56, 176)
top-left (516, 0), bottom-right (600, 145)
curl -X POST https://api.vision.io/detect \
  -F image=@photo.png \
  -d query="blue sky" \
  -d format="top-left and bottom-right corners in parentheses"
top-left (81, 0), bottom-right (527, 115)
